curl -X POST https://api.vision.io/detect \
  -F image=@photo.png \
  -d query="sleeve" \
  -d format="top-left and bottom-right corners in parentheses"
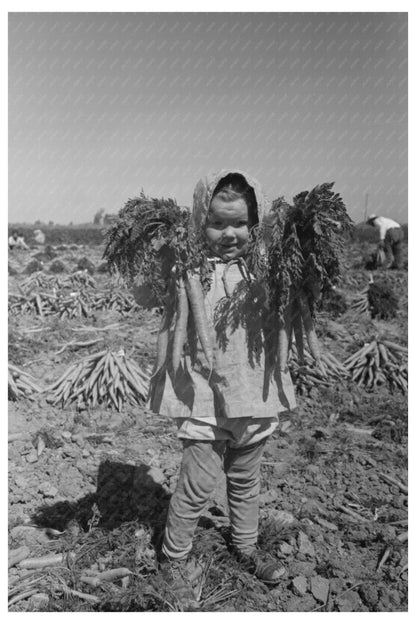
top-left (17, 237), bottom-right (29, 249)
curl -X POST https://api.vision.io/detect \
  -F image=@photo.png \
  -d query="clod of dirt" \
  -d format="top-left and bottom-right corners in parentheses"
top-left (310, 575), bottom-right (330, 603)
top-left (336, 590), bottom-right (362, 612)
top-left (77, 257), bottom-right (96, 274)
top-left (23, 259), bottom-right (44, 274)
top-left (359, 582), bottom-right (379, 608)
top-left (289, 561), bottom-right (316, 578)
top-left (49, 259), bottom-right (68, 274)
top-left (297, 531), bottom-right (316, 557)
top-left (292, 575), bottom-right (308, 596)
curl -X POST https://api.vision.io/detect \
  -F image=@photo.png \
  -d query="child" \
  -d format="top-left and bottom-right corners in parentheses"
top-left (137, 170), bottom-right (296, 599)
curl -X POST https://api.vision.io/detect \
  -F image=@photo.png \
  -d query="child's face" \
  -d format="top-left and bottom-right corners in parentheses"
top-left (205, 196), bottom-right (254, 261)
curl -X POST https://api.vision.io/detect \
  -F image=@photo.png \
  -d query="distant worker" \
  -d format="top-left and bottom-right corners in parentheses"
top-left (33, 229), bottom-right (46, 244)
top-left (8, 230), bottom-right (29, 250)
top-left (367, 214), bottom-right (404, 269)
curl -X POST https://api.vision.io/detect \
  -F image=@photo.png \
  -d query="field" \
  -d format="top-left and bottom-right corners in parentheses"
top-left (8, 238), bottom-right (408, 612)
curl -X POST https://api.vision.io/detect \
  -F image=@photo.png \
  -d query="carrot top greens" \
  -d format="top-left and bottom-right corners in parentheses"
top-left (103, 182), bottom-right (352, 315)
top-left (266, 182), bottom-right (353, 320)
top-left (103, 183), bottom-right (352, 373)
top-left (103, 193), bottom-right (213, 305)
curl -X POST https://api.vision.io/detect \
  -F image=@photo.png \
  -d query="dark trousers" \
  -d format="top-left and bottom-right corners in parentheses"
top-left (384, 228), bottom-right (404, 269)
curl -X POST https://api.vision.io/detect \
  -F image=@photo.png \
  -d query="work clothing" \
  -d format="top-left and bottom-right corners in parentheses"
top-left (370, 216), bottom-right (401, 241)
top-left (369, 216), bottom-right (404, 269)
top-left (9, 235), bottom-right (29, 250)
top-left (384, 227), bottom-right (404, 269)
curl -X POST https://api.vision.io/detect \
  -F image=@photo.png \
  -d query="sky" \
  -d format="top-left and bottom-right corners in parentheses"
top-left (8, 12), bottom-right (408, 224)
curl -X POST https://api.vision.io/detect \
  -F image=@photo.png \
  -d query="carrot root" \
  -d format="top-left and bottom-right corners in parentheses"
top-left (152, 296), bottom-right (175, 378)
top-left (297, 289), bottom-right (323, 370)
top-left (185, 272), bottom-right (213, 369)
top-left (292, 303), bottom-right (305, 364)
top-left (171, 277), bottom-right (189, 374)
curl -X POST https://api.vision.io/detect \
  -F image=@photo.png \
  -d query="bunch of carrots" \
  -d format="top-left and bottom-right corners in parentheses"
top-left (289, 348), bottom-right (349, 395)
top-left (343, 339), bottom-right (407, 392)
top-left (92, 288), bottom-right (138, 314)
top-left (8, 364), bottom-right (42, 400)
top-left (104, 184), bottom-right (353, 378)
top-left (350, 287), bottom-right (370, 315)
top-left (47, 349), bottom-right (150, 410)
top-left (56, 292), bottom-right (92, 319)
top-left (19, 272), bottom-right (61, 293)
top-left (8, 292), bottom-right (57, 317)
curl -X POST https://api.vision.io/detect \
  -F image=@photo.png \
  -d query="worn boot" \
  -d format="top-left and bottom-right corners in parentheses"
top-left (157, 554), bottom-right (202, 610)
top-left (233, 547), bottom-right (286, 585)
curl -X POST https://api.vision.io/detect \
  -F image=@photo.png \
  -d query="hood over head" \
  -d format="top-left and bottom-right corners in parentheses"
top-left (190, 169), bottom-right (270, 235)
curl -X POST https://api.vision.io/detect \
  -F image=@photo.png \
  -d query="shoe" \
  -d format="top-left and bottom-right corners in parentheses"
top-left (157, 555), bottom-right (201, 609)
top-left (233, 547), bottom-right (286, 585)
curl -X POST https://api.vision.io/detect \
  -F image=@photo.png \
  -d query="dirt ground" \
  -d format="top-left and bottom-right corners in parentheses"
top-left (8, 241), bottom-right (408, 612)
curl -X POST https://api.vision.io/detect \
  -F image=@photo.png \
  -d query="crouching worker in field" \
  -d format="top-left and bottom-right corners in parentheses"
top-left (8, 230), bottom-right (29, 250)
top-left (134, 170), bottom-right (296, 603)
top-left (367, 213), bottom-right (404, 269)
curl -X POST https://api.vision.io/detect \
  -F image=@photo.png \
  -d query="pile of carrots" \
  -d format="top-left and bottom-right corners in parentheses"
top-left (8, 364), bottom-right (42, 400)
top-left (47, 349), bottom-right (150, 410)
top-left (343, 339), bottom-right (407, 392)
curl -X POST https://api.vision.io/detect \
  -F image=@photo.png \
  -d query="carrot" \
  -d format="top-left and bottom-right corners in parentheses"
top-left (184, 271), bottom-right (213, 369)
top-left (297, 289), bottom-right (323, 369)
top-left (59, 586), bottom-right (100, 605)
top-left (277, 324), bottom-right (290, 372)
top-left (171, 277), bottom-right (189, 374)
top-left (18, 552), bottom-right (75, 569)
top-left (377, 342), bottom-right (389, 365)
top-left (291, 303), bottom-right (305, 364)
top-left (81, 567), bottom-right (133, 587)
top-left (277, 300), bottom-right (293, 372)
top-left (98, 567), bottom-right (133, 582)
top-left (152, 295), bottom-right (175, 378)
top-left (186, 297), bottom-right (199, 366)
top-left (8, 546), bottom-right (30, 569)
top-left (381, 340), bottom-right (408, 354)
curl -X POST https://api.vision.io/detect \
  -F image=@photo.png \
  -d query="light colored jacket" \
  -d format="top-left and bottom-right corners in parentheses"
top-left (140, 169), bottom-right (296, 422)
top-left (9, 235), bottom-right (29, 249)
top-left (372, 216), bottom-right (401, 240)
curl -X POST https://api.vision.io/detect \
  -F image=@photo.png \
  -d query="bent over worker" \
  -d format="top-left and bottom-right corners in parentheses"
top-left (367, 214), bottom-right (404, 269)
